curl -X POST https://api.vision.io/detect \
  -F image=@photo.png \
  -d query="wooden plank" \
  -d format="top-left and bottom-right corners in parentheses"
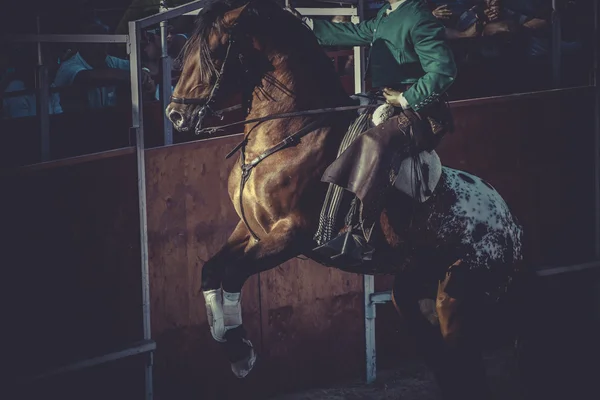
top-left (258, 259), bottom-right (364, 395)
top-left (0, 151), bottom-right (142, 384)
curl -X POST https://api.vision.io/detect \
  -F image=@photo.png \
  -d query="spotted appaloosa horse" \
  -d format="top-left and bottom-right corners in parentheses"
top-left (166, 1), bottom-right (526, 398)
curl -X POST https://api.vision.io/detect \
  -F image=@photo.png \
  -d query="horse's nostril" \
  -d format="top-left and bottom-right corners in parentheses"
top-left (169, 110), bottom-right (183, 125)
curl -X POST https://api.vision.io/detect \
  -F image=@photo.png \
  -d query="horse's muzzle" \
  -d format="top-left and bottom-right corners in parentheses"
top-left (165, 103), bottom-right (197, 132)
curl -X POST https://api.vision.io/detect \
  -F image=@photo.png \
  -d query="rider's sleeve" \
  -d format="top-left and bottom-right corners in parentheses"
top-left (402, 17), bottom-right (457, 112)
top-left (312, 18), bottom-right (377, 46)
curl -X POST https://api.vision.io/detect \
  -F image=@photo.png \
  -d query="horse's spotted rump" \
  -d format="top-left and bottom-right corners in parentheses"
top-left (457, 172), bottom-right (475, 184)
top-left (436, 168), bottom-right (524, 272)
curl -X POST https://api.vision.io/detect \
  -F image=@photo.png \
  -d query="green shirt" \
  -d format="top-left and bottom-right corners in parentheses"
top-left (312, 0), bottom-right (457, 111)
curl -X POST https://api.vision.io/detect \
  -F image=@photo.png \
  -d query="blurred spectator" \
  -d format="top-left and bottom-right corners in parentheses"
top-left (53, 21), bottom-right (155, 112)
top-left (167, 26), bottom-right (188, 62)
top-left (480, 0), bottom-right (552, 57)
top-left (141, 27), bottom-right (188, 99)
top-left (331, 16), bottom-right (354, 76)
top-left (429, 1), bottom-right (482, 39)
top-left (1, 46), bottom-right (62, 119)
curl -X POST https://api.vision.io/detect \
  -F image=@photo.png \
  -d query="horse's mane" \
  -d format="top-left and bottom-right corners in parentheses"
top-left (179, 0), bottom-right (342, 86)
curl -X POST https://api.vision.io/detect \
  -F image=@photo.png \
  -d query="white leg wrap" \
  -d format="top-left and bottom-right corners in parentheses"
top-left (223, 290), bottom-right (243, 330)
top-left (203, 289), bottom-right (226, 342)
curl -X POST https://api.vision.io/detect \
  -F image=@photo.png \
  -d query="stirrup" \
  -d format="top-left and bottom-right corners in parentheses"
top-left (312, 229), bottom-right (374, 267)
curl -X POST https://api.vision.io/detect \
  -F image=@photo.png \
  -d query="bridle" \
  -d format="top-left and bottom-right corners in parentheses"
top-left (169, 35), bottom-right (237, 134)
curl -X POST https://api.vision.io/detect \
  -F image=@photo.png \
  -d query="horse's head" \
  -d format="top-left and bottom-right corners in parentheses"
top-left (166, 1), bottom-right (256, 133)
top-left (166, 0), bottom-right (329, 133)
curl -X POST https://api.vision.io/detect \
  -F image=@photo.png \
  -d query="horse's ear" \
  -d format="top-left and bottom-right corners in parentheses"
top-left (223, 3), bottom-right (250, 27)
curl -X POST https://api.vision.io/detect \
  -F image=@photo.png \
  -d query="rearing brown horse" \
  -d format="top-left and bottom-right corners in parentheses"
top-left (166, 1), bottom-right (526, 398)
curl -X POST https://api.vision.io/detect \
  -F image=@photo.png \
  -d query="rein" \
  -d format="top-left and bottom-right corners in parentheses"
top-left (197, 103), bottom-right (380, 136)
top-left (170, 6), bottom-right (382, 241)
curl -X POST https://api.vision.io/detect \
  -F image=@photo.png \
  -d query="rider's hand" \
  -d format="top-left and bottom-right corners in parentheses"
top-left (432, 5), bottom-right (452, 20)
top-left (383, 88), bottom-right (408, 109)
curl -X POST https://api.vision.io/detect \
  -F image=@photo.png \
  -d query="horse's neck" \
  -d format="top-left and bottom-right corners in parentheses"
top-left (244, 54), bottom-right (348, 157)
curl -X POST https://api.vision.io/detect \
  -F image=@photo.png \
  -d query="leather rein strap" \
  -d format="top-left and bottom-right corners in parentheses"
top-left (198, 103), bottom-right (378, 136)
top-left (237, 116), bottom-right (326, 241)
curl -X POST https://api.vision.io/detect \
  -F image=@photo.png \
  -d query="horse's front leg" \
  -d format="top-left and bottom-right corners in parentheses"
top-left (201, 218), bottom-right (302, 378)
top-left (200, 221), bottom-right (251, 345)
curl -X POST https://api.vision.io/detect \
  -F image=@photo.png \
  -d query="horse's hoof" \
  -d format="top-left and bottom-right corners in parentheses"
top-left (230, 339), bottom-right (257, 378)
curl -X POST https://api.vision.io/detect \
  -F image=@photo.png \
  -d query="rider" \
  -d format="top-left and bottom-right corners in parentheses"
top-left (289, 0), bottom-right (457, 257)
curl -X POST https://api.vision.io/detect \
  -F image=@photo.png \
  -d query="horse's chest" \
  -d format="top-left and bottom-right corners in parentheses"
top-left (228, 158), bottom-right (311, 227)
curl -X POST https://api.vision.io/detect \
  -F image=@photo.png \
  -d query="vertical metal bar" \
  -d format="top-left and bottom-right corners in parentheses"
top-left (354, 1), bottom-right (375, 383)
top-left (128, 20), bottom-right (153, 400)
top-left (364, 274), bottom-right (376, 384)
top-left (551, 0), bottom-right (562, 87)
top-left (351, 14), bottom-right (365, 94)
top-left (36, 15), bottom-right (50, 161)
top-left (160, 20), bottom-right (173, 145)
top-left (37, 66), bottom-right (50, 162)
top-left (594, 0), bottom-right (600, 259)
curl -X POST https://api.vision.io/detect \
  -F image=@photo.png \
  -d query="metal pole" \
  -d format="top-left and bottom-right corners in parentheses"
top-left (364, 274), bottom-right (376, 384)
top-left (551, 0), bottom-right (562, 87)
top-left (36, 15), bottom-right (50, 162)
top-left (128, 20), bottom-right (153, 400)
top-left (353, 0), bottom-right (374, 383)
top-left (351, 14), bottom-right (365, 94)
top-left (159, 4), bottom-right (173, 145)
top-left (594, 0), bottom-right (600, 259)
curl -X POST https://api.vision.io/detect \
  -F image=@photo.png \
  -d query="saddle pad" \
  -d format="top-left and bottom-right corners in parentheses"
top-left (393, 149), bottom-right (442, 203)
top-left (373, 103), bottom-right (442, 203)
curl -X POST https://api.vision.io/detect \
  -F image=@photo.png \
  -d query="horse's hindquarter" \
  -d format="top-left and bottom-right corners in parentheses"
top-left (376, 167), bottom-right (524, 299)
top-left (412, 168), bottom-right (524, 277)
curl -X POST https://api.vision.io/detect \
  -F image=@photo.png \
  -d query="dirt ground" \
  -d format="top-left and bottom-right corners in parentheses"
top-left (268, 346), bottom-right (519, 400)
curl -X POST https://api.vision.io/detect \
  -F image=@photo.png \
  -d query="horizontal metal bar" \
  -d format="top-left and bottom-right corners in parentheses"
top-left (367, 260), bottom-right (600, 306)
top-left (536, 260), bottom-right (600, 277)
top-left (136, 0), bottom-right (207, 28)
top-left (370, 290), bottom-right (392, 304)
top-left (24, 340), bottom-right (156, 383)
top-left (0, 147), bottom-right (136, 176)
top-left (0, 85), bottom-right (65, 100)
top-left (315, 0), bottom-right (358, 4)
top-left (0, 34), bottom-right (129, 43)
top-left (184, 9), bottom-right (203, 16)
top-left (296, 7), bottom-right (358, 16)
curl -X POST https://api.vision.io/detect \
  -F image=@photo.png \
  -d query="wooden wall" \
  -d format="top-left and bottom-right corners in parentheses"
top-left (0, 149), bottom-right (145, 399)
top-left (0, 87), bottom-right (597, 399)
top-left (144, 136), bottom-right (365, 399)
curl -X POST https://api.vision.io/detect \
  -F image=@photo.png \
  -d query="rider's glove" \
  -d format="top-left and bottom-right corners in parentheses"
top-left (383, 87), bottom-right (409, 109)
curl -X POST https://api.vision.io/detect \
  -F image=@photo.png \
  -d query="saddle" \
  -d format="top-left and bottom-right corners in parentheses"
top-left (312, 99), bottom-right (446, 267)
